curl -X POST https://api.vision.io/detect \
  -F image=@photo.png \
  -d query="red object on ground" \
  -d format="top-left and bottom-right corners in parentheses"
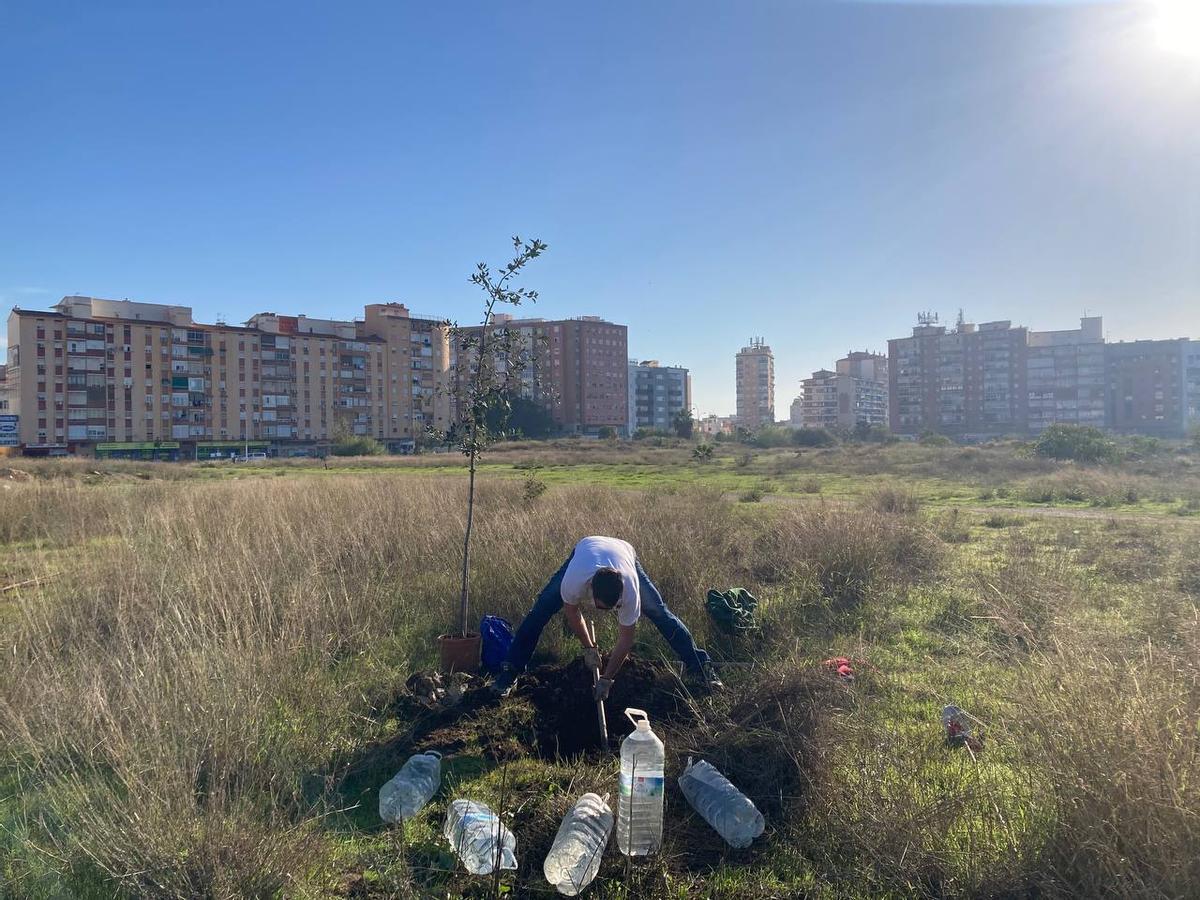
top-left (823, 657), bottom-right (855, 679)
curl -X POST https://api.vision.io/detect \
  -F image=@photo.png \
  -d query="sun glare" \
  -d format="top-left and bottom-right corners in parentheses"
top-left (1155, 0), bottom-right (1200, 58)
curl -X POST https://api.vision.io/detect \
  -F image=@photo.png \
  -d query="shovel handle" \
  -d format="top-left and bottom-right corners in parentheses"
top-left (586, 619), bottom-right (609, 746)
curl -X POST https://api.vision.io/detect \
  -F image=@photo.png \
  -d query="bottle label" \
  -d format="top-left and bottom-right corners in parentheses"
top-left (460, 811), bottom-right (497, 829)
top-left (619, 773), bottom-right (664, 798)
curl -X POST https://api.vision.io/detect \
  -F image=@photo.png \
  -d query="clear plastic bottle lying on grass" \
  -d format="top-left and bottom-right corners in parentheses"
top-left (378, 750), bottom-right (441, 823)
top-left (443, 799), bottom-right (518, 875)
top-left (543, 792), bottom-right (613, 895)
top-left (678, 757), bottom-right (764, 848)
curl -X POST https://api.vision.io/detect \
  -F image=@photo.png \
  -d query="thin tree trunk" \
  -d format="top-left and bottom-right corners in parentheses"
top-left (459, 447), bottom-right (477, 636)
top-left (458, 293), bottom-right (496, 636)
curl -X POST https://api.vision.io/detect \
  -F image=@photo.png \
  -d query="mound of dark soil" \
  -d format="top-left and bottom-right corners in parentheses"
top-left (372, 656), bottom-right (696, 767)
top-left (515, 656), bottom-right (697, 758)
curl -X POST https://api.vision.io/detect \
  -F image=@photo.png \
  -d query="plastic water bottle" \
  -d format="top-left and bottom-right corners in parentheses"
top-left (378, 751), bottom-right (442, 823)
top-left (616, 708), bottom-right (665, 856)
top-left (443, 799), bottom-right (518, 875)
top-left (543, 793), bottom-right (613, 896)
top-left (678, 757), bottom-right (764, 849)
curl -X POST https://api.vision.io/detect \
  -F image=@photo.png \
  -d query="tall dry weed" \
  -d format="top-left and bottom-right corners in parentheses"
top-left (1015, 641), bottom-right (1200, 898)
top-left (750, 504), bottom-right (944, 619)
top-left (0, 478), bottom-right (752, 894)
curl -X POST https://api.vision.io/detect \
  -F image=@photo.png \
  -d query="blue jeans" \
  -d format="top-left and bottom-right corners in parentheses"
top-left (502, 552), bottom-right (710, 677)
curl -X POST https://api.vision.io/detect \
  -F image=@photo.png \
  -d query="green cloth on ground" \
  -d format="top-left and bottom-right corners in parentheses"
top-left (705, 587), bottom-right (760, 635)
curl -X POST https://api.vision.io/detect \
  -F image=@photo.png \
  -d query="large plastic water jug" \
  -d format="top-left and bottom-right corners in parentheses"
top-left (543, 792), bottom-right (613, 895)
top-left (616, 708), bottom-right (664, 856)
top-left (678, 757), bottom-right (764, 848)
top-left (378, 751), bottom-right (441, 823)
top-left (443, 799), bottom-right (518, 875)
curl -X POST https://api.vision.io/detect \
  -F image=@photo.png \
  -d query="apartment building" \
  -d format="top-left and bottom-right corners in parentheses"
top-left (798, 370), bottom-right (839, 429)
top-left (627, 360), bottom-right (691, 434)
top-left (889, 315), bottom-right (1106, 438)
top-left (888, 313), bottom-right (1200, 439)
top-left (890, 318), bottom-right (1028, 437)
top-left (4, 296), bottom-right (450, 457)
top-left (456, 315), bottom-right (628, 435)
top-left (1188, 342), bottom-right (1200, 429)
top-left (735, 338), bottom-right (774, 428)
top-left (0, 365), bottom-right (13, 452)
top-left (697, 414), bottom-right (735, 437)
top-left (1105, 339), bottom-right (1191, 438)
top-left (1026, 317), bottom-right (1106, 432)
top-left (798, 352), bottom-right (889, 431)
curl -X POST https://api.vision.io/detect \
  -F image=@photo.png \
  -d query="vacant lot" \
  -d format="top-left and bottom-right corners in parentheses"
top-left (2, 442), bottom-right (1198, 898)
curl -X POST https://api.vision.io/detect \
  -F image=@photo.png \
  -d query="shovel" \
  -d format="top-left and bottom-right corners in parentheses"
top-left (586, 619), bottom-right (609, 748)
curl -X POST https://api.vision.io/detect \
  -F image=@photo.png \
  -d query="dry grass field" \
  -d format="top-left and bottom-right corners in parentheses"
top-left (1, 441), bottom-right (1198, 898)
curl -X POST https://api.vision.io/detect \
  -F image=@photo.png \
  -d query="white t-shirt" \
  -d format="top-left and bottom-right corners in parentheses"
top-left (560, 535), bottom-right (641, 627)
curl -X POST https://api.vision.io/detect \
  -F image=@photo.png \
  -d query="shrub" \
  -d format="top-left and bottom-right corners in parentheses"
top-left (846, 422), bottom-right (893, 443)
top-left (935, 507), bottom-right (972, 543)
top-left (740, 480), bottom-right (777, 502)
top-left (1173, 496), bottom-right (1200, 517)
top-left (983, 513), bottom-right (1025, 528)
top-left (1034, 424), bottom-right (1118, 464)
top-left (692, 443), bottom-right (714, 462)
top-left (1125, 435), bottom-right (1162, 458)
top-left (632, 427), bottom-right (670, 440)
top-left (866, 485), bottom-right (920, 515)
top-left (522, 469), bottom-right (548, 503)
top-left (918, 430), bottom-right (953, 447)
top-left (751, 426), bottom-right (795, 448)
top-left (793, 426), bottom-right (836, 447)
top-left (330, 433), bottom-right (385, 457)
top-left (1018, 470), bottom-right (1155, 507)
top-left (799, 477), bottom-right (823, 494)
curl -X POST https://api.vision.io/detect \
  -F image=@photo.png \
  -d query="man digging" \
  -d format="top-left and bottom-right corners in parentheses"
top-left (492, 535), bottom-right (723, 698)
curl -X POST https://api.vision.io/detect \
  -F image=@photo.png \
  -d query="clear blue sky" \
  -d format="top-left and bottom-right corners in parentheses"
top-left (2, 0), bottom-right (1197, 415)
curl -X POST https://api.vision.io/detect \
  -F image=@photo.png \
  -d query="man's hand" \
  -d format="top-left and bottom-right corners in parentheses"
top-left (583, 646), bottom-right (603, 671)
top-left (593, 677), bottom-right (614, 703)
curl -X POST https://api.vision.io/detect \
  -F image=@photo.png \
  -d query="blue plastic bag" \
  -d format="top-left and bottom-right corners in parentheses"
top-left (480, 615), bottom-right (514, 675)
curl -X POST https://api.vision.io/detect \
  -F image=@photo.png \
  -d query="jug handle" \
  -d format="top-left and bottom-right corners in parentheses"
top-left (624, 708), bottom-right (649, 728)
top-left (425, 750), bottom-right (443, 759)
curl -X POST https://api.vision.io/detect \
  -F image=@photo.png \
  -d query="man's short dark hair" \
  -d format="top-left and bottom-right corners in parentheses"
top-left (592, 568), bottom-right (623, 609)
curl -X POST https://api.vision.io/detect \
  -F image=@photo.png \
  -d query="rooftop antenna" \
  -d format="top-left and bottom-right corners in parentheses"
top-left (917, 310), bottom-right (939, 326)
top-left (956, 308), bottom-right (966, 329)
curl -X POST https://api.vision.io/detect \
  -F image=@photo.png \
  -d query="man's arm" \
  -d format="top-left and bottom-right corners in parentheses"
top-left (602, 623), bottom-right (637, 680)
top-left (562, 602), bottom-right (597, 649)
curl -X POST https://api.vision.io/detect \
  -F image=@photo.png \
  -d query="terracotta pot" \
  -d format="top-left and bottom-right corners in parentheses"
top-left (438, 632), bottom-right (481, 674)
